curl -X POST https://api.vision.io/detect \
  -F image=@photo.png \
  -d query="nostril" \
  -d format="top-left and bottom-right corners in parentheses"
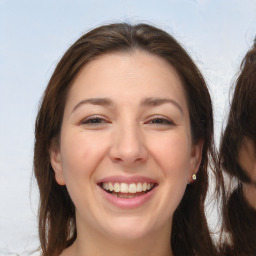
top-left (108, 133), bottom-right (148, 165)
top-left (110, 151), bottom-right (148, 166)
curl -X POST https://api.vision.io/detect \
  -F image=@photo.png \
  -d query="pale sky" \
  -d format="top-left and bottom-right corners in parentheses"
top-left (1, 0), bottom-right (256, 254)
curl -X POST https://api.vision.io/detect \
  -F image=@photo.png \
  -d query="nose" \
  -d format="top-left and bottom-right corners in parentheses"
top-left (109, 122), bottom-right (148, 166)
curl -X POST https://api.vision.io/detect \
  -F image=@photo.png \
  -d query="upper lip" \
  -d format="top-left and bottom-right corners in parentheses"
top-left (97, 175), bottom-right (158, 185)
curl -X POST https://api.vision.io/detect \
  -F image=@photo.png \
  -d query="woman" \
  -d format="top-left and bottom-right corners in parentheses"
top-left (34, 23), bottom-right (222, 256)
top-left (220, 41), bottom-right (256, 255)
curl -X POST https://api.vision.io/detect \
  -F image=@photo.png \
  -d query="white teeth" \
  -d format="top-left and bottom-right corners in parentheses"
top-left (137, 183), bottom-right (143, 192)
top-left (128, 183), bottom-right (137, 193)
top-left (109, 183), bottom-right (114, 191)
top-left (120, 183), bottom-right (128, 193)
top-left (103, 183), bottom-right (109, 190)
top-left (102, 182), bottom-right (154, 194)
top-left (113, 183), bottom-right (120, 192)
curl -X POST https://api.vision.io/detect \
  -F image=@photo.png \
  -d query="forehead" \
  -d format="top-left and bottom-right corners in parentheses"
top-left (66, 51), bottom-right (188, 112)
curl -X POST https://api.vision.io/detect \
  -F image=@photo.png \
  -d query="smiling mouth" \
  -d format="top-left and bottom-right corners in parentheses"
top-left (99, 182), bottom-right (156, 198)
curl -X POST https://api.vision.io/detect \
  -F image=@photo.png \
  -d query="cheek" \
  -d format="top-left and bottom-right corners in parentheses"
top-left (59, 131), bottom-right (110, 214)
top-left (148, 133), bottom-right (191, 221)
top-left (149, 131), bottom-right (192, 175)
top-left (238, 138), bottom-right (256, 181)
top-left (60, 131), bottom-right (108, 184)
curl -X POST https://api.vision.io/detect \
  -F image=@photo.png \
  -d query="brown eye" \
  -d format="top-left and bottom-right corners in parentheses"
top-left (146, 115), bottom-right (175, 126)
top-left (150, 118), bottom-right (173, 125)
top-left (81, 115), bottom-right (108, 126)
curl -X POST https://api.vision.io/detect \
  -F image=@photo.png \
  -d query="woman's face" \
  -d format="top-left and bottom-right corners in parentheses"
top-left (50, 51), bottom-right (202, 241)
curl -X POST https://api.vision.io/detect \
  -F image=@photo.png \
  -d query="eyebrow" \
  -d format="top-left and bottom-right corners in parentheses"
top-left (72, 98), bottom-right (113, 112)
top-left (72, 97), bottom-right (183, 114)
top-left (141, 97), bottom-right (184, 114)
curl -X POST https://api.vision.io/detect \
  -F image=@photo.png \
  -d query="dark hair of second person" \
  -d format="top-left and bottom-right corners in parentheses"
top-left (219, 40), bottom-right (256, 256)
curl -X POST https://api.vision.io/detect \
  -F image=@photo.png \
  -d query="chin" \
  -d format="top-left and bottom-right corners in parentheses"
top-left (101, 216), bottom-right (155, 241)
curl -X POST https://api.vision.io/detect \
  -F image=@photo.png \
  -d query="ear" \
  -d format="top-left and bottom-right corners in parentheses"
top-left (188, 139), bottom-right (204, 183)
top-left (49, 139), bottom-right (66, 185)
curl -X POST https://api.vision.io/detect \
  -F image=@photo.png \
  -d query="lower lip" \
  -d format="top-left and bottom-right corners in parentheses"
top-left (99, 187), bottom-right (156, 209)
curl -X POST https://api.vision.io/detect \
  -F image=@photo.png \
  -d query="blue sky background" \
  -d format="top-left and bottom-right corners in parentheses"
top-left (1, 0), bottom-right (256, 254)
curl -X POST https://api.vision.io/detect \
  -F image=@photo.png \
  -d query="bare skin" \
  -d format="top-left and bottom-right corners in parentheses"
top-left (51, 51), bottom-right (202, 256)
top-left (238, 137), bottom-right (256, 209)
top-left (61, 221), bottom-right (173, 256)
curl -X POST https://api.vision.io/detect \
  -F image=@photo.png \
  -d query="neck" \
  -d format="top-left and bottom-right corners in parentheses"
top-left (75, 234), bottom-right (172, 256)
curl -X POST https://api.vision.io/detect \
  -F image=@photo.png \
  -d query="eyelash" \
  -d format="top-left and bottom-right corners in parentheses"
top-left (79, 115), bottom-right (175, 127)
top-left (80, 115), bottom-right (108, 126)
top-left (146, 116), bottom-right (175, 126)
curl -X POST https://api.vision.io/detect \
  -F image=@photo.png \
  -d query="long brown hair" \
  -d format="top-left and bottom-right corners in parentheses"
top-left (219, 41), bottom-right (256, 255)
top-left (34, 23), bottom-right (222, 256)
